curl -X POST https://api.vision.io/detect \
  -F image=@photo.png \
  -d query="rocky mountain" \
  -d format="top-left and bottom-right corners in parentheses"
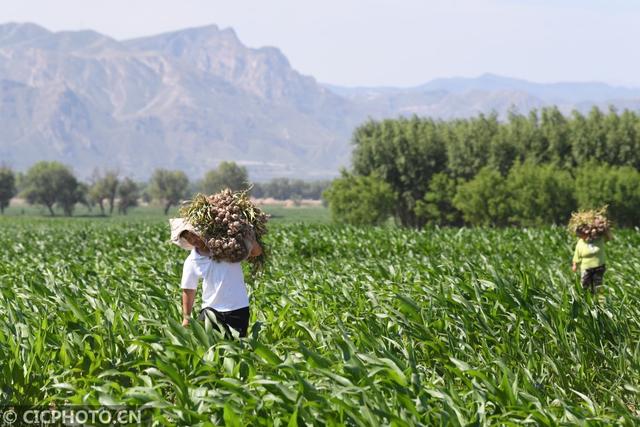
top-left (0, 23), bottom-right (358, 180)
top-left (1, 23), bottom-right (640, 180)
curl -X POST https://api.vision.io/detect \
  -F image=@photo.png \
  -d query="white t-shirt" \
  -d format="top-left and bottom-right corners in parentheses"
top-left (181, 249), bottom-right (249, 312)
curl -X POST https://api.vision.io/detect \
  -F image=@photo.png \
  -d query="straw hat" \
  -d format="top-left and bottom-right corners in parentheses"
top-left (169, 218), bottom-right (198, 250)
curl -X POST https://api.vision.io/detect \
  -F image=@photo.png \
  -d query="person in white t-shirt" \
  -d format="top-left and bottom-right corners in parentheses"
top-left (169, 218), bottom-right (262, 338)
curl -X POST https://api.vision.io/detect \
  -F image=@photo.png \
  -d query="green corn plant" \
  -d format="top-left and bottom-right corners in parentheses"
top-left (0, 217), bottom-right (639, 424)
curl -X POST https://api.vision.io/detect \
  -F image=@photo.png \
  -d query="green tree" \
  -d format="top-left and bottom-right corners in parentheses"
top-left (446, 113), bottom-right (498, 179)
top-left (258, 177), bottom-right (289, 200)
top-left (323, 172), bottom-right (395, 226)
top-left (568, 110), bottom-right (590, 167)
top-left (540, 106), bottom-right (571, 167)
top-left (352, 117), bottom-right (447, 227)
top-left (88, 183), bottom-right (105, 215)
top-left (414, 173), bottom-right (462, 226)
top-left (89, 170), bottom-right (119, 215)
top-left (453, 167), bottom-right (511, 226)
top-left (253, 178), bottom-right (330, 200)
top-left (571, 107), bottom-right (608, 166)
top-left (304, 180), bottom-right (331, 199)
top-left (521, 110), bottom-right (547, 164)
top-left (598, 108), bottom-right (640, 168)
top-left (504, 110), bottom-right (539, 165)
top-left (117, 178), bottom-right (139, 215)
top-left (0, 166), bottom-right (16, 214)
top-left (139, 181), bottom-right (152, 204)
top-left (340, 108), bottom-right (640, 228)
top-left (58, 181), bottom-right (85, 216)
top-left (609, 166), bottom-right (640, 227)
top-left (506, 161), bottom-right (576, 226)
top-left (575, 163), bottom-right (640, 227)
top-left (88, 170), bottom-right (107, 215)
top-left (22, 161), bottom-right (81, 216)
top-left (102, 171), bottom-right (119, 214)
top-left (574, 162), bottom-right (614, 212)
top-left (76, 182), bottom-right (92, 212)
top-left (149, 169), bottom-right (189, 215)
top-left (488, 126), bottom-right (519, 175)
top-left (202, 161), bottom-right (249, 194)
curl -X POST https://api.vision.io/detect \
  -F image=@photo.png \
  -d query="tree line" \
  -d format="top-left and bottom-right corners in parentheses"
top-left (0, 161), bottom-right (330, 216)
top-left (251, 178), bottom-right (330, 201)
top-left (323, 106), bottom-right (640, 227)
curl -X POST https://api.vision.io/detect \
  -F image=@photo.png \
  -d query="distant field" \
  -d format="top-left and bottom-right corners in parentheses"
top-left (1, 202), bottom-right (330, 224)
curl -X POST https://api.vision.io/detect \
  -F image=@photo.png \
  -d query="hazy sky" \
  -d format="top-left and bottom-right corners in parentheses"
top-left (1, 0), bottom-right (639, 87)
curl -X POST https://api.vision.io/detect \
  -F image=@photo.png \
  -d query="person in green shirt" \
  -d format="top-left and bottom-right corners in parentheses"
top-left (571, 229), bottom-right (611, 294)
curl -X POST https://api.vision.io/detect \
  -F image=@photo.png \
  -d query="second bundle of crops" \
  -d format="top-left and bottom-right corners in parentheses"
top-left (180, 189), bottom-right (269, 266)
top-left (568, 205), bottom-right (611, 241)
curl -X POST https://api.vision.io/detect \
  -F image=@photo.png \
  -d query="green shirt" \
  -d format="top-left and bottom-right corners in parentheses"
top-left (572, 237), bottom-right (605, 271)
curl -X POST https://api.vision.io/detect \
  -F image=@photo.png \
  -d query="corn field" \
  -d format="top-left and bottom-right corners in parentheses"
top-left (1, 219), bottom-right (640, 425)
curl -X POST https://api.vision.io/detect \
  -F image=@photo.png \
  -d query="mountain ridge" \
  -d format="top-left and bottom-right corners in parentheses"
top-left (326, 72), bottom-right (640, 104)
top-left (1, 22), bottom-right (640, 180)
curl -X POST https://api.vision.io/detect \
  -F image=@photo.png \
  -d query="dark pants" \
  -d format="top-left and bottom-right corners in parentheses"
top-left (581, 265), bottom-right (606, 294)
top-left (198, 306), bottom-right (250, 338)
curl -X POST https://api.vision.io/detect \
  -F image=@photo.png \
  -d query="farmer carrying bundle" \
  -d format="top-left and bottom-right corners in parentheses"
top-left (179, 188), bottom-right (269, 270)
top-left (169, 188), bottom-right (269, 337)
top-left (569, 206), bottom-right (612, 295)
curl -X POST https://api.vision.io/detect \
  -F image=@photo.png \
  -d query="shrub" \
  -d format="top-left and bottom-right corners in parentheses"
top-left (323, 172), bottom-right (395, 226)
